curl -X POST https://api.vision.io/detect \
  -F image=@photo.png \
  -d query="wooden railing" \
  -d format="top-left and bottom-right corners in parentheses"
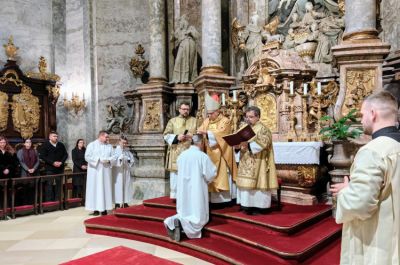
top-left (0, 172), bottom-right (86, 220)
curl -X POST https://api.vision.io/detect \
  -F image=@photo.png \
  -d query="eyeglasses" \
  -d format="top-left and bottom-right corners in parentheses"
top-left (180, 108), bottom-right (190, 111)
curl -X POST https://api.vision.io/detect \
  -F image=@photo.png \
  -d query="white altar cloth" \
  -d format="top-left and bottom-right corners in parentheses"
top-left (272, 142), bottom-right (323, 165)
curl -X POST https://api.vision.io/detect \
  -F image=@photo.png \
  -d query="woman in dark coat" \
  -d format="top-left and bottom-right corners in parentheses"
top-left (0, 136), bottom-right (18, 207)
top-left (71, 139), bottom-right (87, 198)
top-left (16, 138), bottom-right (39, 205)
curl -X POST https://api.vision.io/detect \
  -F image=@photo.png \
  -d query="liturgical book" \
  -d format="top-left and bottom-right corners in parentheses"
top-left (222, 125), bottom-right (256, 146)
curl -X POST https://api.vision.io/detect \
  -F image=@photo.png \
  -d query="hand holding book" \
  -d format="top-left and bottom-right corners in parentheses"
top-left (222, 125), bottom-right (256, 147)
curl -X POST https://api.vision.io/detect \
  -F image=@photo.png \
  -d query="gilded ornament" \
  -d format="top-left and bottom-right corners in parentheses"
top-left (47, 84), bottom-right (60, 105)
top-left (343, 69), bottom-right (375, 116)
top-left (255, 93), bottom-right (277, 132)
top-left (0, 91), bottom-right (9, 131)
top-left (231, 17), bottom-right (245, 51)
top-left (3, 36), bottom-right (18, 61)
top-left (143, 101), bottom-right (161, 131)
top-left (129, 44), bottom-right (149, 79)
top-left (196, 94), bottom-right (205, 127)
top-left (11, 85), bottom-right (41, 139)
top-left (297, 165), bottom-right (318, 187)
top-left (26, 56), bottom-right (61, 82)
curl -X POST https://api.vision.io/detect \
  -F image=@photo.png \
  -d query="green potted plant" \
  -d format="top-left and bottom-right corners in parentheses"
top-left (320, 108), bottom-right (363, 184)
top-left (320, 109), bottom-right (363, 141)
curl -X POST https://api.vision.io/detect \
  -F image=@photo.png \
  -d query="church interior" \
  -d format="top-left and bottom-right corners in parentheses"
top-left (0, 0), bottom-right (400, 264)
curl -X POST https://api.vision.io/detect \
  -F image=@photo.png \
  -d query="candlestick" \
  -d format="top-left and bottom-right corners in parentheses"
top-left (303, 83), bottom-right (308, 95)
top-left (289, 81), bottom-right (294, 95)
top-left (221, 93), bottom-right (226, 106)
top-left (232, 90), bottom-right (237, 102)
top-left (317, 82), bottom-right (321, 95)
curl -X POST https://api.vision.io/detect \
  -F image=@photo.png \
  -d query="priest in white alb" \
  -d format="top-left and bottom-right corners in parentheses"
top-left (85, 130), bottom-right (116, 216)
top-left (113, 135), bottom-right (135, 208)
top-left (164, 134), bottom-right (217, 242)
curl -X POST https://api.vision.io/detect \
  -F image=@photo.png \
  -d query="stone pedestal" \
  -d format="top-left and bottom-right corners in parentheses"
top-left (332, 0), bottom-right (390, 121)
top-left (172, 83), bottom-right (195, 112)
top-left (194, 66), bottom-right (235, 120)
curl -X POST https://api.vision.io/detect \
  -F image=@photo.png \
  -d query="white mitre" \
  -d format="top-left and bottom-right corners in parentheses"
top-left (205, 92), bottom-right (220, 112)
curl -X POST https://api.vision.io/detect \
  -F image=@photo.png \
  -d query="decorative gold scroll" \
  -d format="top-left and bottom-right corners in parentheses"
top-left (143, 100), bottom-right (161, 131)
top-left (343, 69), bottom-right (375, 116)
top-left (11, 85), bottom-right (41, 139)
top-left (0, 91), bottom-right (8, 131)
top-left (255, 93), bottom-right (277, 132)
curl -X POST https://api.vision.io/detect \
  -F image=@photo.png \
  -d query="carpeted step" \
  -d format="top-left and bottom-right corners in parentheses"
top-left (120, 199), bottom-right (332, 233)
top-left (85, 215), bottom-right (296, 265)
top-left (114, 205), bottom-right (341, 260)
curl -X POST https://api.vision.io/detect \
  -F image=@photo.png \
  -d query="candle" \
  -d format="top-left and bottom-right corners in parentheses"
top-left (317, 82), bottom-right (322, 95)
top-left (221, 93), bottom-right (226, 106)
top-left (232, 90), bottom-right (237, 102)
top-left (289, 81), bottom-right (294, 95)
top-left (64, 92), bottom-right (67, 99)
top-left (303, 83), bottom-right (308, 95)
top-left (83, 92), bottom-right (85, 100)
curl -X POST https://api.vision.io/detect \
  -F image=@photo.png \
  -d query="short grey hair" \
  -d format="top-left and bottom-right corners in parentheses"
top-left (192, 134), bottom-right (203, 145)
top-left (245, 106), bottom-right (261, 117)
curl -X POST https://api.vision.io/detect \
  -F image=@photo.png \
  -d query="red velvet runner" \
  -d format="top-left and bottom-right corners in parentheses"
top-left (61, 246), bottom-right (180, 265)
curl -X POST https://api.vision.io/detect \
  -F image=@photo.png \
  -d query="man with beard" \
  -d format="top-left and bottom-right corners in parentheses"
top-left (163, 102), bottom-right (197, 199)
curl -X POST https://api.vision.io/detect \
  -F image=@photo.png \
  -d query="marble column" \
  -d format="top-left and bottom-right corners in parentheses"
top-left (331, 0), bottom-right (390, 184)
top-left (148, 0), bottom-right (167, 81)
top-left (194, 0), bottom-right (235, 117)
top-left (201, 0), bottom-right (222, 69)
top-left (127, 0), bottom-right (172, 199)
top-left (343, 0), bottom-right (377, 41)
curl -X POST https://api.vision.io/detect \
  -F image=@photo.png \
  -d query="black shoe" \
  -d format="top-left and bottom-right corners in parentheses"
top-left (101, 211), bottom-right (107, 216)
top-left (166, 226), bottom-right (175, 240)
top-left (173, 219), bottom-right (182, 242)
top-left (91, 211), bottom-right (100, 216)
top-left (123, 203), bottom-right (129, 208)
top-left (115, 204), bottom-right (120, 209)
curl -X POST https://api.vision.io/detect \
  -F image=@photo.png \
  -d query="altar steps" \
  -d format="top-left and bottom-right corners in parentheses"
top-left (85, 197), bottom-right (341, 265)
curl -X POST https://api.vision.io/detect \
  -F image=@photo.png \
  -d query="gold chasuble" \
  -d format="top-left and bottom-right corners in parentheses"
top-left (198, 114), bottom-right (237, 192)
top-left (236, 121), bottom-right (278, 190)
top-left (163, 116), bottom-right (197, 172)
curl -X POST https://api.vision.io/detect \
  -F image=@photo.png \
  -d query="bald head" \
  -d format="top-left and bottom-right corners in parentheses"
top-left (361, 91), bottom-right (399, 135)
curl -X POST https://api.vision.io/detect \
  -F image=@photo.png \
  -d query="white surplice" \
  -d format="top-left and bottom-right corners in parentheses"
top-left (164, 134), bottom-right (178, 199)
top-left (112, 146), bottom-right (135, 204)
top-left (164, 146), bottom-right (217, 239)
top-left (85, 140), bottom-right (116, 212)
top-left (236, 141), bottom-right (272, 208)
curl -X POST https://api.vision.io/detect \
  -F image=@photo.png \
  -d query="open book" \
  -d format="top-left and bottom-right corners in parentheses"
top-left (222, 125), bottom-right (256, 146)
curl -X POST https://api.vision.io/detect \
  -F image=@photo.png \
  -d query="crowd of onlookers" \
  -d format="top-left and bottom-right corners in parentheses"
top-left (0, 130), bottom-right (135, 219)
top-left (0, 132), bottom-right (88, 209)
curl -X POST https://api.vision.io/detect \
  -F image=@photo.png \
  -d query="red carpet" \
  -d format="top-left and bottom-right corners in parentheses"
top-left (61, 246), bottom-right (179, 265)
top-left (85, 196), bottom-right (341, 265)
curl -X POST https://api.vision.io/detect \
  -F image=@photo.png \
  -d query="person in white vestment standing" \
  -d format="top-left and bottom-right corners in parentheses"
top-left (113, 135), bottom-right (135, 209)
top-left (330, 91), bottom-right (400, 265)
top-left (85, 131), bottom-right (116, 216)
top-left (164, 134), bottom-right (217, 242)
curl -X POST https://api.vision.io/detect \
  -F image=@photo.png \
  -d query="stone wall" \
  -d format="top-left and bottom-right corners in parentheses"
top-left (0, 0), bottom-right (53, 72)
top-left (93, 0), bottom-right (150, 133)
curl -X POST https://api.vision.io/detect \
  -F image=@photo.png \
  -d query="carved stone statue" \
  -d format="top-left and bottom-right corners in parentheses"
top-left (314, 16), bottom-right (344, 63)
top-left (105, 103), bottom-right (129, 134)
top-left (171, 15), bottom-right (199, 84)
top-left (239, 13), bottom-right (265, 67)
